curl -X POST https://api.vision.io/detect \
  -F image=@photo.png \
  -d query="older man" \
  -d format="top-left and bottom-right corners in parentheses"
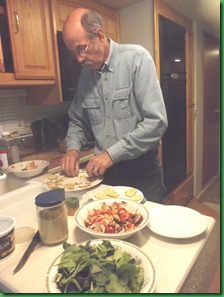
top-left (61, 8), bottom-right (168, 203)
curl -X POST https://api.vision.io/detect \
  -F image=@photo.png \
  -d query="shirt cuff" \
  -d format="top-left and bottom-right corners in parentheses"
top-left (107, 143), bottom-right (127, 163)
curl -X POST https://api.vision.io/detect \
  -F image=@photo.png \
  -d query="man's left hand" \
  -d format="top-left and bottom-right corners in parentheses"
top-left (86, 151), bottom-right (114, 178)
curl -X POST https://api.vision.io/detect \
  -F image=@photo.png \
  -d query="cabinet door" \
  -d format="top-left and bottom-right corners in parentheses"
top-left (172, 175), bottom-right (193, 206)
top-left (6, 0), bottom-right (55, 79)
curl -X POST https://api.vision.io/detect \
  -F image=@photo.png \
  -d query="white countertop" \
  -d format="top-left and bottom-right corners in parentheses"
top-left (0, 179), bottom-right (216, 293)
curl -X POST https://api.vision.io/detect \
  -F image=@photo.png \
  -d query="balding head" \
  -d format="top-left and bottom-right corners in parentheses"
top-left (62, 8), bottom-right (104, 49)
top-left (62, 8), bottom-right (109, 70)
top-left (62, 8), bottom-right (88, 48)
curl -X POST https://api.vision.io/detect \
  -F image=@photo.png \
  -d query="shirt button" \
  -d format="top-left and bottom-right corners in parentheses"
top-left (105, 96), bottom-right (108, 100)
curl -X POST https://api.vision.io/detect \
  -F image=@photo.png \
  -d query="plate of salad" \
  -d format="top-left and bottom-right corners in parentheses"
top-left (74, 199), bottom-right (150, 240)
top-left (46, 239), bottom-right (156, 293)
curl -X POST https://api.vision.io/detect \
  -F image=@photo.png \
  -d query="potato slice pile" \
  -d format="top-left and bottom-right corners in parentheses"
top-left (46, 173), bottom-right (92, 190)
top-left (94, 187), bottom-right (142, 201)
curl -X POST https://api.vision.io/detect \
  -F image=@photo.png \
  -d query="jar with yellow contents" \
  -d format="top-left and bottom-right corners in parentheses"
top-left (35, 189), bottom-right (68, 246)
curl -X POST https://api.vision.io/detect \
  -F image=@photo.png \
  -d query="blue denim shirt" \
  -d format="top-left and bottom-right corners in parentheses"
top-left (66, 39), bottom-right (168, 163)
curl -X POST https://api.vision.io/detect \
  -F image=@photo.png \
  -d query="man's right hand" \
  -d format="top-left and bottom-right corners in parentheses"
top-left (61, 149), bottom-right (80, 177)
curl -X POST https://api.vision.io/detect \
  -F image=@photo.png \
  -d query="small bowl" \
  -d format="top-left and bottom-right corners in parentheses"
top-left (75, 198), bottom-right (149, 240)
top-left (0, 215), bottom-right (16, 261)
top-left (7, 160), bottom-right (49, 178)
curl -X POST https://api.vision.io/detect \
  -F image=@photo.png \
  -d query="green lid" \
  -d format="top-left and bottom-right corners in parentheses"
top-left (66, 197), bottom-right (79, 208)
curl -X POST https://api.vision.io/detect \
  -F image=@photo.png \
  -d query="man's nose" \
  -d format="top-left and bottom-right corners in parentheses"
top-left (76, 55), bottom-right (85, 63)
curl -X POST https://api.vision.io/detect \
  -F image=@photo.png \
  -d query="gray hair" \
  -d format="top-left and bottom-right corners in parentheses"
top-left (81, 10), bottom-right (104, 37)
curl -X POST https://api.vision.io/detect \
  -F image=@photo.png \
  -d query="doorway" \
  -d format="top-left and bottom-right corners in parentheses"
top-left (159, 16), bottom-right (187, 193)
top-left (153, 0), bottom-right (193, 200)
top-left (202, 32), bottom-right (220, 187)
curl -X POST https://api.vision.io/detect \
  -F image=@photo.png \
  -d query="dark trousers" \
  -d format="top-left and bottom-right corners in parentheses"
top-left (103, 150), bottom-right (166, 204)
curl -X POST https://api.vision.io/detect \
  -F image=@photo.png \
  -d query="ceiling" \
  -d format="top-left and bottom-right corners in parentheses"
top-left (93, 0), bottom-right (220, 36)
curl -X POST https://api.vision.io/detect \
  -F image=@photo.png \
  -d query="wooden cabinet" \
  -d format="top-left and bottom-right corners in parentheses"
top-left (1, 0), bottom-right (120, 103)
top-left (5, 0), bottom-right (56, 79)
top-left (0, 0), bottom-right (56, 87)
top-left (172, 175), bottom-right (193, 206)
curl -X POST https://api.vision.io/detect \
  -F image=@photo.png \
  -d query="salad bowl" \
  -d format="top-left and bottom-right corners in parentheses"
top-left (75, 198), bottom-right (150, 240)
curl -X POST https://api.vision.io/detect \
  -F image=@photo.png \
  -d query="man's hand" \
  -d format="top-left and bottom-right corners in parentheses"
top-left (61, 149), bottom-right (80, 176)
top-left (86, 151), bottom-right (114, 178)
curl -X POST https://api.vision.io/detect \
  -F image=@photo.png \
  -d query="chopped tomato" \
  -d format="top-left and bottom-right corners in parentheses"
top-left (117, 208), bottom-right (127, 214)
top-left (84, 202), bottom-right (140, 234)
top-left (105, 226), bottom-right (115, 233)
top-left (92, 216), bottom-right (102, 224)
top-left (119, 212), bottom-right (130, 221)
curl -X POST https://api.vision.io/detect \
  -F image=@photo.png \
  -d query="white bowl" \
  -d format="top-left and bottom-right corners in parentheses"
top-left (75, 198), bottom-right (149, 240)
top-left (46, 239), bottom-right (156, 293)
top-left (7, 160), bottom-right (49, 178)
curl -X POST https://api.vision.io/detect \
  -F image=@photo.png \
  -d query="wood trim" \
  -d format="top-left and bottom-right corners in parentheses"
top-left (186, 31), bottom-right (194, 174)
top-left (0, 73), bottom-right (55, 86)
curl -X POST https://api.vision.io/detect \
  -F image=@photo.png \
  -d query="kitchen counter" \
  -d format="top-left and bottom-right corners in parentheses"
top-left (21, 148), bottom-right (94, 169)
top-left (0, 178), bottom-right (216, 293)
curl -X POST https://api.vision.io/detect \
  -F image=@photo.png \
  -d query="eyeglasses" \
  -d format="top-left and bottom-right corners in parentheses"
top-left (71, 37), bottom-right (93, 57)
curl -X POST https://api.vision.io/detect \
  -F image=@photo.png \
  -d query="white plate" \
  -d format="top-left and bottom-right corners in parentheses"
top-left (89, 186), bottom-right (144, 203)
top-left (43, 169), bottom-right (102, 192)
top-left (147, 205), bottom-right (207, 239)
top-left (46, 239), bottom-right (156, 293)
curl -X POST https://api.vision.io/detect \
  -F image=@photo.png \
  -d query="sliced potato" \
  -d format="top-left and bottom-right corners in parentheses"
top-left (47, 174), bottom-right (58, 180)
top-left (94, 192), bottom-right (108, 199)
top-left (130, 195), bottom-right (142, 201)
top-left (63, 183), bottom-right (75, 189)
top-left (125, 188), bottom-right (137, 197)
top-left (103, 188), bottom-right (120, 198)
top-left (46, 181), bottom-right (58, 189)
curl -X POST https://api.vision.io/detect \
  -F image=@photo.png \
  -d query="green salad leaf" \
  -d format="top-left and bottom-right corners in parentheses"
top-left (55, 240), bottom-right (144, 293)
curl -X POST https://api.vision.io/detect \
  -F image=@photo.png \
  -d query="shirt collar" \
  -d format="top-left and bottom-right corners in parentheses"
top-left (103, 39), bottom-right (117, 72)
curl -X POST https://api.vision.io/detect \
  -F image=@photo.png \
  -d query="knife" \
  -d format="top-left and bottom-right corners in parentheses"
top-left (13, 230), bottom-right (40, 274)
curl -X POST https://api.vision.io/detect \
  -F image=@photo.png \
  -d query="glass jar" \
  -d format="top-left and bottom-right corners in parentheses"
top-left (0, 138), bottom-right (9, 170)
top-left (66, 196), bottom-right (80, 216)
top-left (35, 189), bottom-right (68, 246)
top-left (0, 133), bottom-right (20, 165)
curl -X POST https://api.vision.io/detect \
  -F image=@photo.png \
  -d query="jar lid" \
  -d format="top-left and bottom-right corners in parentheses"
top-left (66, 196), bottom-right (79, 208)
top-left (35, 189), bottom-right (65, 207)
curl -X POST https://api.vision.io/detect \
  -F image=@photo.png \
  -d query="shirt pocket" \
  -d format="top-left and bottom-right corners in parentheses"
top-left (112, 86), bottom-right (134, 120)
top-left (82, 97), bottom-right (102, 124)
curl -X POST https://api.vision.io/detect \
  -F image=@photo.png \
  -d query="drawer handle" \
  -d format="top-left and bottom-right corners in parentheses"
top-left (182, 192), bottom-right (189, 198)
top-left (13, 11), bottom-right (20, 33)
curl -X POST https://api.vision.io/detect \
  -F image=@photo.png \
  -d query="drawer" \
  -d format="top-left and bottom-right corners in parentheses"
top-left (163, 194), bottom-right (173, 205)
top-left (172, 175), bottom-right (193, 206)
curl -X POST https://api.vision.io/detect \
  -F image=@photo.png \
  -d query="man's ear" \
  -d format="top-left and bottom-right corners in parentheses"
top-left (96, 28), bottom-right (105, 40)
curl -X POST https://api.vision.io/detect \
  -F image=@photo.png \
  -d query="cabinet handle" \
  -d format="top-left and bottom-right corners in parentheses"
top-left (214, 109), bottom-right (220, 115)
top-left (13, 11), bottom-right (20, 33)
top-left (182, 192), bottom-right (189, 198)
